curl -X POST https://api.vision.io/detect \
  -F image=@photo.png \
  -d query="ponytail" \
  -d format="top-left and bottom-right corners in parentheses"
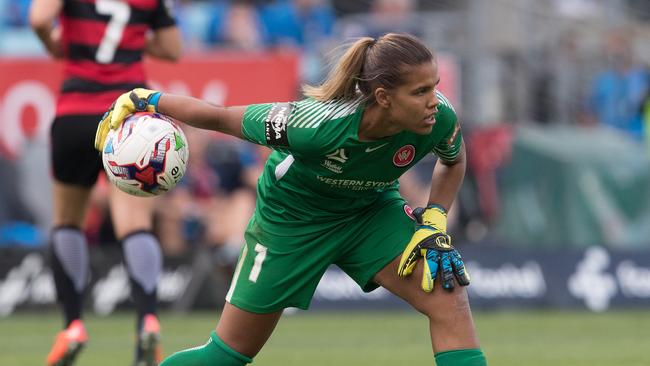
top-left (302, 37), bottom-right (375, 102)
top-left (303, 33), bottom-right (433, 104)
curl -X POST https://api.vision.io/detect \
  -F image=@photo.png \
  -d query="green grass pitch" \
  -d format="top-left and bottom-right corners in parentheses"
top-left (1, 310), bottom-right (648, 365)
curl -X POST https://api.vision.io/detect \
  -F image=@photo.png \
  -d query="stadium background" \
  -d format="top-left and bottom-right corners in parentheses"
top-left (1, 0), bottom-right (650, 365)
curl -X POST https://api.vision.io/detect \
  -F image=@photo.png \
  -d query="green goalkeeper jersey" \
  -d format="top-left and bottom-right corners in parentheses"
top-left (241, 91), bottom-right (461, 236)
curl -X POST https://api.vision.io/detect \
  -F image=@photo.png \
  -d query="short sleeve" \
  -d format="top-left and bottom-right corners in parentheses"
top-left (241, 102), bottom-right (292, 148)
top-left (432, 93), bottom-right (463, 162)
top-left (241, 98), bottom-right (363, 156)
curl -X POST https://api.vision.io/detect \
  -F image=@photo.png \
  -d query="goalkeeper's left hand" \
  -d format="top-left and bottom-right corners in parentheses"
top-left (397, 205), bottom-right (470, 292)
top-left (94, 88), bottom-right (162, 151)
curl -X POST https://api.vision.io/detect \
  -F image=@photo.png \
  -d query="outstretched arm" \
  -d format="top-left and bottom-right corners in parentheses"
top-left (94, 89), bottom-right (247, 150)
top-left (157, 94), bottom-right (246, 138)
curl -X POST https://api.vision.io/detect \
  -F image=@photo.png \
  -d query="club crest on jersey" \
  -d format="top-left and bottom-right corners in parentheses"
top-left (322, 148), bottom-right (348, 173)
top-left (393, 145), bottom-right (415, 167)
top-left (265, 103), bottom-right (292, 146)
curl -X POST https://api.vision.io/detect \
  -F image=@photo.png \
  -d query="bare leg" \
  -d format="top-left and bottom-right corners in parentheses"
top-left (373, 256), bottom-right (479, 353)
top-left (108, 184), bottom-right (155, 237)
top-left (52, 181), bottom-right (92, 227)
top-left (160, 302), bottom-right (281, 366)
top-left (154, 190), bottom-right (192, 256)
top-left (216, 302), bottom-right (283, 358)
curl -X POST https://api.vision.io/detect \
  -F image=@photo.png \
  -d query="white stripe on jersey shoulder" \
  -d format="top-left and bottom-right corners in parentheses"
top-left (290, 98), bottom-right (362, 129)
top-left (248, 107), bottom-right (268, 122)
top-left (435, 91), bottom-right (455, 113)
top-left (274, 154), bottom-right (295, 180)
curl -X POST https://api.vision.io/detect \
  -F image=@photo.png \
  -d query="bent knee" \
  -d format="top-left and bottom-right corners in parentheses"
top-left (411, 287), bottom-right (472, 321)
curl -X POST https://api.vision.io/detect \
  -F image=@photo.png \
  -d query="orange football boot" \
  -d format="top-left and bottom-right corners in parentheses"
top-left (134, 314), bottom-right (162, 366)
top-left (46, 319), bottom-right (88, 366)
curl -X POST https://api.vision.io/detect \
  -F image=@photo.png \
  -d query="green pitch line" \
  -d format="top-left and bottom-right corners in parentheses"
top-left (1, 310), bottom-right (649, 366)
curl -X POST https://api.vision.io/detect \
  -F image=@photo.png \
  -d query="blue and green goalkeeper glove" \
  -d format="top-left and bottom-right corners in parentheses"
top-left (397, 205), bottom-right (470, 292)
top-left (94, 88), bottom-right (162, 151)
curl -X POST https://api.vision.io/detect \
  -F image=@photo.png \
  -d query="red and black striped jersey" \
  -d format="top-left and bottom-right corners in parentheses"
top-left (56, 0), bottom-right (176, 116)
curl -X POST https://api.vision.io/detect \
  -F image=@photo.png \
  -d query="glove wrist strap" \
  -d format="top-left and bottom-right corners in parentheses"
top-left (426, 203), bottom-right (447, 214)
top-left (422, 204), bottom-right (448, 232)
top-left (148, 92), bottom-right (162, 112)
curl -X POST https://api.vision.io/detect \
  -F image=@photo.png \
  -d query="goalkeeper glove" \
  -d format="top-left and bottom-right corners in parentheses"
top-left (94, 88), bottom-right (162, 151)
top-left (397, 205), bottom-right (470, 292)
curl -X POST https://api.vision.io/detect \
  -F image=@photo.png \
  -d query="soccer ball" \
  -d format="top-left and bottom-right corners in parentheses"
top-left (102, 112), bottom-right (189, 197)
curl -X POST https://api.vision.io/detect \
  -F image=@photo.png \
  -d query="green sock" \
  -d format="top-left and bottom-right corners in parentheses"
top-left (435, 349), bottom-right (487, 366)
top-left (160, 331), bottom-right (253, 366)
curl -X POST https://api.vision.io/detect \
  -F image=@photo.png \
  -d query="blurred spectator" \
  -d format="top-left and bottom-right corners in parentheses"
top-left (156, 127), bottom-right (261, 262)
top-left (329, 0), bottom-right (369, 15)
top-left (464, 125), bottom-right (513, 225)
top-left (0, 155), bottom-right (34, 225)
top-left (175, 0), bottom-right (214, 51)
top-left (549, 29), bottom-right (594, 126)
top-left (586, 29), bottom-right (649, 141)
top-left (258, 0), bottom-right (335, 49)
top-left (529, 28), bottom-right (596, 125)
top-left (206, 0), bottom-right (267, 50)
top-left (258, 0), bottom-right (336, 83)
top-left (204, 0), bottom-right (337, 83)
top-left (643, 86), bottom-right (650, 149)
top-left (339, 0), bottom-right (421, 40)
top-left (82, 178), bottom-right (113, 246)
top-left (0, 154), bottom-right (41, 247)
top-left (2, 0), bottom-right (30, 28)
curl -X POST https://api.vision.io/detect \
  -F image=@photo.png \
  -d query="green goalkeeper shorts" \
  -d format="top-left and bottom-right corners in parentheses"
top-left (225, 194), bottom-right (416, 313)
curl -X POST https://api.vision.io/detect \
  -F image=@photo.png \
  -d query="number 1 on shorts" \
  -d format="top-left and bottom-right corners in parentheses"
top-left (249, 243), bottom-right (267, 283)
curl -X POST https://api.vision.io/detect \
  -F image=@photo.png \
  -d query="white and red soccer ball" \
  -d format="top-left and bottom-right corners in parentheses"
top-left (102, 112), bottom-right (189, 197)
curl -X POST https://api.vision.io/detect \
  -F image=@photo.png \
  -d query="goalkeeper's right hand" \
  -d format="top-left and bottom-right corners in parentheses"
top-left (397, 205), bottom-right (470, 292)
top-left (94, 88), bottom-right (162, 151)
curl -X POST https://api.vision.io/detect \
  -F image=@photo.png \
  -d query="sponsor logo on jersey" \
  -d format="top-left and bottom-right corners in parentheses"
top-left (393, 145), bottom-right (415, 167)
top-left (265, 103), bottom-right (292, 146)
top-left (322, 148), bottom-right (348, 173)
top-left (316, 175), bottom-right (396, 190)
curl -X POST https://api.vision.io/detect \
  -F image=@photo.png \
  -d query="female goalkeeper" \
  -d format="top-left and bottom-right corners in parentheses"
top-left (96, 33), bottom-right (486, 366)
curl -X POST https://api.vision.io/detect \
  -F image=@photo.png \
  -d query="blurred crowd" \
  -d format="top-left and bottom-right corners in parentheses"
top-left (1, 0), bottom-right (650, 253)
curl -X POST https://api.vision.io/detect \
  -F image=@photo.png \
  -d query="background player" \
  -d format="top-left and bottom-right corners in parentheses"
top-left (29, 0), bottom-right (181, 365)
top-left (96, 33), bottom-right (485, 366)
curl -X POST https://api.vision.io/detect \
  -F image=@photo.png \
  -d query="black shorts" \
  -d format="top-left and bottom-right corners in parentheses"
top-left (51, 114), bottom-right (103, 187)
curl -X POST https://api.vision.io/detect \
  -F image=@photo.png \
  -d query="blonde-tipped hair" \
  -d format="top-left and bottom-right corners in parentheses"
top-left (303, 33), bottom-right (434, 103)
